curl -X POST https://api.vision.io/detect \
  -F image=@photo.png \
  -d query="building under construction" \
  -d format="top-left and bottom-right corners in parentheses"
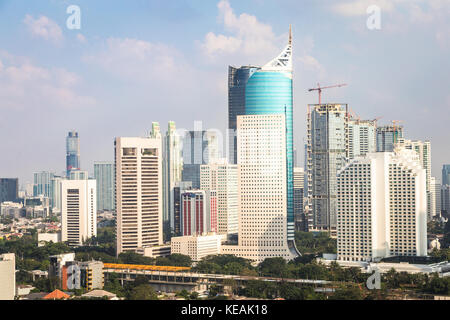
top-left (305, 104), bottom-right (378, 236)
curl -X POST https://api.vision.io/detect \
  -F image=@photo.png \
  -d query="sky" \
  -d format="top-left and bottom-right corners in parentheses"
top-left (0, 0), bottom-right (449, 186)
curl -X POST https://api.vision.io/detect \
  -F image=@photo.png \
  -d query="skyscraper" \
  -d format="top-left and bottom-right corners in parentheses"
top-left (182, 130), bottom-right (219, 189)
top-left (180, 190), bottom-right (217, 236)
top-left (396, 138), bottom-right (432, 219)
top-left (348, 119), bottom-right (377, 159)
top-left (336, 148), bottom-right (427, 261)
top-left (115, 136), bottom-right (163, 255)
top-left (0, 178), bottom-right (18, 203)
top-left (173, 181), bottom-right (192, 236)
top-left (221, 114), bottom-right (297, 262)
top-left (442, 164), bottom-right (450, 186)
top-left (376, 125), bottom-right (404, 152)
top-left (242, 28), bottom-right (296, 247)
top-left (200, 159), bottom-right (238, 235)
top-left (306, 104), bottom-right (349, 235)
top-left (162, 121), bottom-right (183, 233)
top-left (228, 65), bottom-right (260, 164)
top-left (61, 179), bottom-right (97, 246)
top-left (293, 167), bottom-right (305, 231)
top-left (66, 131), bottom-right (80, 176)
top-left (94, 161), bottom-right (115, 212)
top-left (33, 171), bottom-right (55, 197)
top-left (431, 177), bottom-right (441, 218)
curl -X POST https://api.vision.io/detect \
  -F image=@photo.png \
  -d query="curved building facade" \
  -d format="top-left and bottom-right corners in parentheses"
top-left (244, 57), bottom-right (295, 244)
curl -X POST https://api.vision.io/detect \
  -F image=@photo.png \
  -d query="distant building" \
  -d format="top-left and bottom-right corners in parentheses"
top-left (94, 161), bottom-right (114, 212)
top-left (33, 171), bottom-right (55, 197)
top-left (293, 167), bottom-right (306, 231)
top-left (61, 179), bottom-right (97, 246)
top-left (38, 233), bottom-right (61, 246)
top-left (442, 164), bottom-right (450, 186)
top-left (68, 170), bottom-right (88, 180)
top-left (0, 253), bottom-right (15, 300)
top-left (182, 130), bottom-right (219, 189)
top-left (173, 181), bottom-right (192, 236)
top-left (430, 177), bottom-right (441, 218)
top-left (348, 119), bottom-right (377, 159)
top-left (336, 148), bottom-right (427, 262)
top-left (50, 176), bottom-right (65, 213)
top-left (376, 125), bottom-right (404, 152)
top-left (66, 131), bottom-right (80, 176)
top-left (162, 121), bottom-right (183, 234)
top-left (171, 234), bottom-right (223, 262)
top-left (0, 178), bottom-right (18, 203)
top-left (78, 261), bottom-right (104, 291)
top-left (200, 159), bottom-right (238, 235)
top-left (180, 190), bottom-right (217, 236)
top-left (1, 201), bottom-right (23, 218)
top-left (49, 253), bottom-right (76, 289)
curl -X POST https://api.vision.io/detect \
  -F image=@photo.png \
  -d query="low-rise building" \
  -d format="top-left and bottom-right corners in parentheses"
top-left (171, 234), bottom-right (224, 262)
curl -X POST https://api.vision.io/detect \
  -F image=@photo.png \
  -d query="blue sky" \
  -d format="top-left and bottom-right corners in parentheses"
top-left (0, 0), bottom-right (449, 185)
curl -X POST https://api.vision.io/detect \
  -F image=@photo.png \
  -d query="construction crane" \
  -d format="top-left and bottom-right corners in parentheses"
top-left (391, 120), bottom-right (404, 144)
top-left (308, 83), bottom-right (347, 104)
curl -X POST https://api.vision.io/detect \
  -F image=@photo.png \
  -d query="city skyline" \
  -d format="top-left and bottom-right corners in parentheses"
top-left (0, 0), bottom-right (448, 185)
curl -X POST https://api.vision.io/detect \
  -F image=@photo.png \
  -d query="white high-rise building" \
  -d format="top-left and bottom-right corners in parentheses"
top-left (0, 253), bottom-right (15, 300)
top-left (430, 177), bottom-right (441, 218)
top-left (61, 179), bottom-right (97, 246)
top-left (396, 138), bottom-right (432, 219)
top-left (162, 121), bottom-right (183, 233)
top-left (221, 114), bottom-right (296, 263)
top-left (336, 148), bottom-right (427, 262)
top-left (50, 176), bottom-right (65, 214)
top-left (200, 159), bottom-right (238, 235)
top-left (348, 119), bottom-right (377, 159)
top-left (115, 136), bottom-right (163, 255)
top-left (293, 167), bottom-right (306, 231)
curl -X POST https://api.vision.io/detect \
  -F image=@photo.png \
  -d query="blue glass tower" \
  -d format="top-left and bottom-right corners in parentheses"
top-left (243, 30), bottom-right (297, 248)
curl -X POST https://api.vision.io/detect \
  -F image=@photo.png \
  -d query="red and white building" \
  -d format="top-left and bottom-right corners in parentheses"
top-left (181, 190), bottom-right (217, 236)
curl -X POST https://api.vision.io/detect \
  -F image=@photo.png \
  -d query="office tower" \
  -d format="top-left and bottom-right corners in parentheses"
top-left (69, 170), bottom-right (88, 180)
top-left (306, 104), bottom-right (348, 235)
top-left (430, 177), bottom-right (441, 218)
top-left (200, 159), bottom-right (238, 235)
top-left (182, 130), bottom-right (219, 189)
top-left (293, 147), bottom-right (298, 167)
top-left (162, 121), bottom-right (183, 233)
top-left (336, 148), bottom-right (427, 262)
top-left (180, 190), bottom-right (217, 236)
top-left (61, 179), bottom-right (97, 246)
top-left (293, 167), bottom-right (306, 231)
top-left (0, 178), bottom-right (18, 203)
top-left (222, 114), bottom-right (297, 262)
top-left (94, 161), bottom-right (115, 212)
top-left (115, 136), bottom-right (163, 255)
top-left (50, 176), bottom-right (65, 213)
top-left (376, 125), bottom-right (404, 152)
top-left (396, 138), bottom-right (432, 219)
top-left (0, 253), bottom-right (15, 300)
top-left (66, 131), bottom-right (80, 176)
top-left (228, 65), bottom-right (261, 164)
top-left (442, 165), bottom-right (450, 186)
top-left (33, 171), bottom-right (55, 197)
top-left (239, 28), bottom-right (296, 248)
top-left (348, 119), bottom-right (376, 159)
top-left (173, 181), bottom-right (192, 236)
top-left (442, 185), bottom-right (450, 216)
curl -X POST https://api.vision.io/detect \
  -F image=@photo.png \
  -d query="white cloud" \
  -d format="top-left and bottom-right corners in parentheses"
top-left (0, 53), bottom-right (95, 110)
top-left (332, 0), bottom-right (395, 17)
top-left (23, 14), bottom-right (63, 43)
top-left (201, 0), bottom-right (283, 63)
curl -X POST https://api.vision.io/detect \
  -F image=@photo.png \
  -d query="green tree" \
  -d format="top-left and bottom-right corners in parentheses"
top-left (129, 284), bottom-right (158, 300)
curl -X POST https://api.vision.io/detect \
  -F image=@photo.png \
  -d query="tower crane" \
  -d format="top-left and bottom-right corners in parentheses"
top-left (308, 83), bottom-right (347, 105)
